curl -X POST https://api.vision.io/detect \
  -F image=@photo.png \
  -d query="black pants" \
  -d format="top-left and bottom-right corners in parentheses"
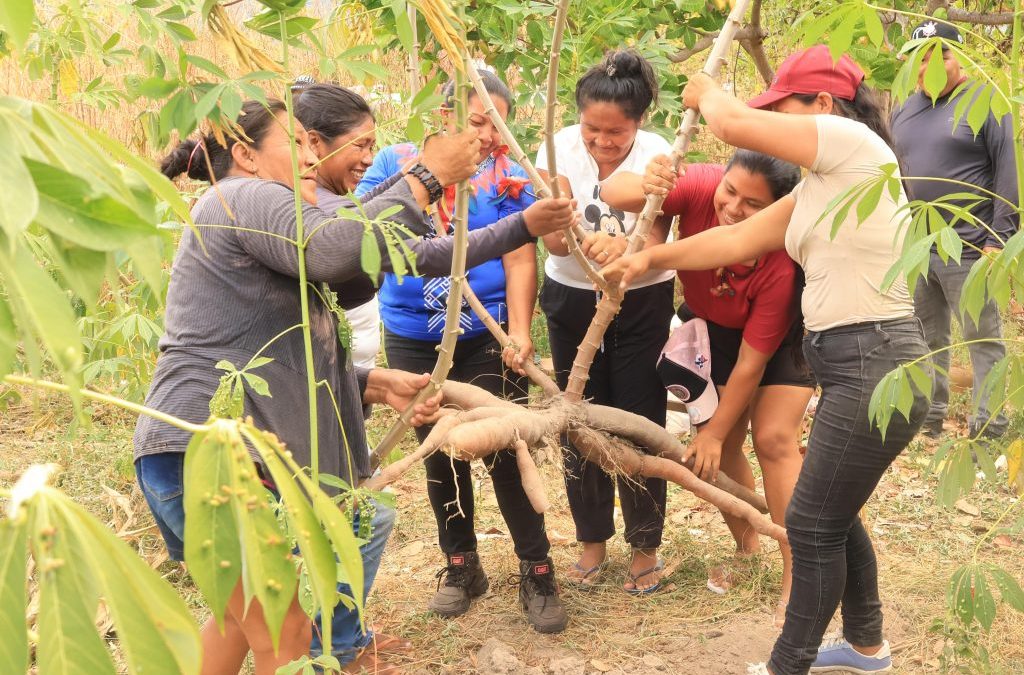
top-left (383, 329), bottom-right (549, 562)
top-left (769, 318), bottom-right (928, 674)
top-left (540, 278), bottom-right (674, 549)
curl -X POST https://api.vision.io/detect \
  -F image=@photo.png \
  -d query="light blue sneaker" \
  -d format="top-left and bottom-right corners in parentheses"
top-left (810, 636), bottom-right (892, 673)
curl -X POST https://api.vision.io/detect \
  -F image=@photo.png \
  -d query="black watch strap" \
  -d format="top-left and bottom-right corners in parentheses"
top-left (407, 162), bottom-right (444, 203)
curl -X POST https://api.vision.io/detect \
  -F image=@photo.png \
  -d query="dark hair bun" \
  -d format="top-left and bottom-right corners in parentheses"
top-left (160, 138), bottom-right (211, 182)
top-left (606, 50), bottom-right (644, 78)
top-left (575, 49), bottom-right (659, 121)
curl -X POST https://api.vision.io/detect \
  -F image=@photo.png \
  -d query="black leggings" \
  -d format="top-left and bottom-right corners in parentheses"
top-left (540, 278), bottom-right (674, 549)
top-left (383, 329), bottom-right (550, 562)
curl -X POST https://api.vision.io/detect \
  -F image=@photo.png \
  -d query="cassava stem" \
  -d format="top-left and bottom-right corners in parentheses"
top-left (563, 0), bottom-right (752, 402)
top-left (370, 50), bottom-right (473, 469)
top-left (543, 0), bottom-right (570, 200)
top-left (406, 3), bottom-right (421, 96)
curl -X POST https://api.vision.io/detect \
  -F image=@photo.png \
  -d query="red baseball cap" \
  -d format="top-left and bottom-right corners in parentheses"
top-left (747, 44), bottom-right (866, 110)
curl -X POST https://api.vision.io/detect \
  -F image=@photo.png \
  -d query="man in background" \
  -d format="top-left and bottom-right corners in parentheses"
top-left (891, 19), bottom-right (1020, 439)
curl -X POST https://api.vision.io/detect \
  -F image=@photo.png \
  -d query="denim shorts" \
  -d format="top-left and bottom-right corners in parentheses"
top-left (136, 453), bottom-right (186, 561)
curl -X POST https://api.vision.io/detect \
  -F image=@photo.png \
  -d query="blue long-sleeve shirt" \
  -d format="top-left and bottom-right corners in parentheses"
top-left (356, 143), bottom-right (535, 341)
top-left (891, 86), bottom-right (1020, 257)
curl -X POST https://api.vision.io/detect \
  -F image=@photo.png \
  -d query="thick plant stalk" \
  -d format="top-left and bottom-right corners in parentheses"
top-left (563, 0), bottom-right (752, 402)
top-left (370, 58), bottom-right (472, 468)
top-left (543, 0), bottom-right (571, 200)
top-left (406, 4), bottom-right (421, 96)
top-left (462, 283), bottom-right (562, 398)
top-left (463, 60), bottom-right (610, 293)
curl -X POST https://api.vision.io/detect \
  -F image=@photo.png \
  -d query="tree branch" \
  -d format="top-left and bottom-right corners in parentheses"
top-left (669, 26), bottom-right (766, 64)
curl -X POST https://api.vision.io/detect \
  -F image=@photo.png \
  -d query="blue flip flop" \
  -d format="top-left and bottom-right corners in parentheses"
top-left (565, 559), bottom-right (608, 589)
top-left (624, 559), bottom-right (664, 596)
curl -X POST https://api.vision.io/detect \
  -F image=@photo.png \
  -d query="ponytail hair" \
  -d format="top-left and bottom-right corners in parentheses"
top-left (575, 49), bottom-right (658, 120)
top-left (793, 83), bottom-right (894, 149)
top-left (160, 99), bottom-right (287, 182)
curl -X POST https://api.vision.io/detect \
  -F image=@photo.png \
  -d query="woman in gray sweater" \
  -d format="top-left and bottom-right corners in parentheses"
top-left (134, 99), bottom-right (482, 675)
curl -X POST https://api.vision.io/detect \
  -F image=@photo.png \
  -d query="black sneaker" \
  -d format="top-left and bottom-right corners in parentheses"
top-left (516, 558), bottom-right (568, 633)
top-left (427, 551), bottom-right (489, 617)
top-left (919, 419), bottom-right (944, 439)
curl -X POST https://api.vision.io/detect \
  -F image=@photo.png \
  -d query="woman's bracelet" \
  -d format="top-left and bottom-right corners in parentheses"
top-left (406, 162), bottom-right (444, 203)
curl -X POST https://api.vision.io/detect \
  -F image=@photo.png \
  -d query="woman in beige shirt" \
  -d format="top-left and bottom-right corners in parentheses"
top-left (603, 46), bottom-right (929, 675)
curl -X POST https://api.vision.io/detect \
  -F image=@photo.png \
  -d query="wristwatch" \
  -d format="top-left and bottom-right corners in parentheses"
top-left (406, 162), bottom-right (444, 203)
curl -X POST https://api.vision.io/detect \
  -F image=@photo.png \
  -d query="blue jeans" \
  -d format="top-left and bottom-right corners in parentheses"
top-left (137, 453), bottom-right (187, 561)
top-left (768, 319), bottom-right (929, 675)
top-left (310, 499), bottom-right (395, 665)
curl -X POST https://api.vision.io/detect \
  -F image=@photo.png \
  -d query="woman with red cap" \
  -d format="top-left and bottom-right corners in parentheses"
top-left (602, 45), bottom-right (928, 674)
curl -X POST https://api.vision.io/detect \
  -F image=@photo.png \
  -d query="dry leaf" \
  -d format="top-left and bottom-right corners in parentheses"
top-left (993, 534), bottom-right (1015, 548)
top-left (954, 499), bottom-right (980, 517)
top-left (590, 660), bottom-right (612, 672)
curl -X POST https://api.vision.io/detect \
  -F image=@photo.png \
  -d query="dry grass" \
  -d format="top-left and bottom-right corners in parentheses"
top-left (4, 385), bottom-right (1023, 674)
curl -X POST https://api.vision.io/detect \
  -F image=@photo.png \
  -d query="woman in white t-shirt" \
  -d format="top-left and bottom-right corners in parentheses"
top-left (603, 46), bottom-right (929, 674)
top-left (536, 50), bottom-right (675, 595)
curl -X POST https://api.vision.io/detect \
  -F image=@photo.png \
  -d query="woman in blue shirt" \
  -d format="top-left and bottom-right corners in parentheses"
top-left (356, 70), bottom-right (567, 634)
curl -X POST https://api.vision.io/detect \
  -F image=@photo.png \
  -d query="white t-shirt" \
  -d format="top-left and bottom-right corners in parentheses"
top-left (787, 115), bottom-right (914, 331)
top-left (536, 125), bottom-right (676, 289)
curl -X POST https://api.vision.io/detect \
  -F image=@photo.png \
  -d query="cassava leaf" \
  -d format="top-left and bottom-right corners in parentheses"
top-left (0, 519), bottom-right (28, 674)
top-left (183, 423), bottom-right (242, 630)
top-left (50, 496), bottom-right (201, 674)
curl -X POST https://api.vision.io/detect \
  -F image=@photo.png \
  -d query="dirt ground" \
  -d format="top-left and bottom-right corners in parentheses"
top-left (2, 388), bottom-right (1024, 674)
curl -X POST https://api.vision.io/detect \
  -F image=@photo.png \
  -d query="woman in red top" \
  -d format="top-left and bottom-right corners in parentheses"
top-left (600, 150), bottom-right (813, 625)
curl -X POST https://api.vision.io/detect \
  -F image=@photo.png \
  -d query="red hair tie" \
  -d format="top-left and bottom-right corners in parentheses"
top-left (185, 140), bottom-right (206, 176)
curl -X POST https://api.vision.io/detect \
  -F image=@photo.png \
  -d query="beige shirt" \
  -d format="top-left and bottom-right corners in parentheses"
top-left (787, 115), bottom-right (914, 331)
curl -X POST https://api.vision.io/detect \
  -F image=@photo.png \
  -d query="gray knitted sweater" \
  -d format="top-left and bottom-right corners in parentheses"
top-left (133, 173), bottom-right (534, 485)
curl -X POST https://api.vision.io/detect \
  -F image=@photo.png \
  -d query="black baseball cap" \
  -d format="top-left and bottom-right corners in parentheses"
top-left (911, 19), bottom-right (964, 49)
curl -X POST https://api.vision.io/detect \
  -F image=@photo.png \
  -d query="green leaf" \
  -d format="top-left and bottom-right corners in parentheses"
top-left (186, 54), bottom-right (229, 79)
top-left (31, 497), bottom-right (116, 675)
top-left (0, 120), bottom-right (38, 238)
top-left (25, 159), bottom-right (156, 251)
top-left (54, 496), bottom-right (202, 674)
top-left (0, 298), bottom-right (16, 379)
top-left (937, 226), bottom-right (964, 265)
top-left (70, 113), bottom-right (193, 228)
top-left (1, 243), bottom-right (83, 379)
top-left (360, 225), bottom-right (382, 283)
top-left (0, 0), bottom-right (35, 50)
top-left (973, 567), bottom-right (997, 630)
top-left (0, 519), bottom-right (28, 674)
top-left (183, 423), bottom-right (242, 630)
top-left (164, 21), bottom-right (197, 42)
top-left (935, 442), bottom-right (976, 508)
top-left (862, 7), bottom-right (883, 47)
top-left (959, 257), bottom-right (991, 327)
top-left (856, 178), bottom-right (886, 226)
top-left (392, 0), bottom-right (413, 51)
top-left (49, 241), bottom-right (108, 307)
top-left (137, 77), bottom-right (179, 99)
top-left (949, 565), bottom-right (975, 626)
top-left (966, 85), bottom-right (993, 136)
top-left (988, 566), bottom-right (1024, 613)
top-left (242, 372), bottom-right (272, 397)
top-left (245, 428), bottom-right (338, 621)
top-left (922, 43), bottom-right (947, 102)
